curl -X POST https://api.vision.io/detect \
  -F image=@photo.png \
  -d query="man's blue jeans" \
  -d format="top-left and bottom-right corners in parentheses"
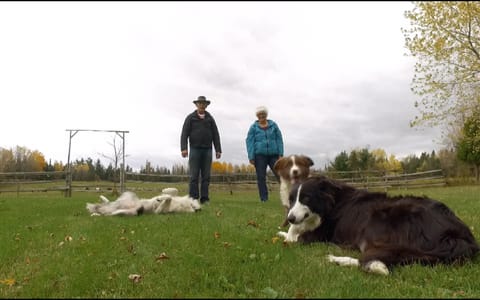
top-left (254, 154), bottom-right (280, 202)
top-left (188, 147), bottom-right (212, 202)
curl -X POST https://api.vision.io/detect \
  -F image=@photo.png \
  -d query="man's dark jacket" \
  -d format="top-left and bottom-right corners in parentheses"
top-left (180, 111), bottom-right (222, 153)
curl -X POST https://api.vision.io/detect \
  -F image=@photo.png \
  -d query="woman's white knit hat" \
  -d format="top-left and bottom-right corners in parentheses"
top-left (255, 106), bottom-right (268, 115)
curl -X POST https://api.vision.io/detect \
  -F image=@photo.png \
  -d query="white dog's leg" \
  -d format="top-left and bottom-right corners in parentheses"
top-left (279, 179), bottom-right (290, 208)
top-left (327, 255), bottom-right (389, 275)
top-left (154, 197), bottom-right (172, 214)
top-left (99, 195), bottom-right (110, 203)
top-left (110, 208), bottom-right (139, 216)
top-left (277, 224), bottom-right (300, 242)
top-left (327, 255), bottom-right (359, 267)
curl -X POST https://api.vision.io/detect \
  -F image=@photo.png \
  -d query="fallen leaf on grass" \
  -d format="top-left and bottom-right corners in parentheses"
top-left (271, 236), bottom-right (280, 244)
top-left (155, 252), bottom-right (169, 261)
top-left (247, 220), bottom-right (258, 227)
top-left (216, 210), bottom-right (223, 217)
top-left (128, 274), bottom-right (142, 283)
top-left (0, 278), bottom-right (16, 286)
top-left (214, 231), bottom-right (221, 239)
top-left (64, 235), bottom-right (73, 242)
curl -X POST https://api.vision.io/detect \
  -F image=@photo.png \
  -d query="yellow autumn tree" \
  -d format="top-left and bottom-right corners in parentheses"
top-left (30, 150), bottom-right (46, 171)
top-left (211, 161), bottom-right (225, 174)
top-left (371, 148), bottom-right (403, 174)
top-left (402, 2), bottom-right (480, 129)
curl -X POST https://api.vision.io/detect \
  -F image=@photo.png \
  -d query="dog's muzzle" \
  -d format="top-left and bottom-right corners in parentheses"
top-left (287, 212), bottom-right (309, 224)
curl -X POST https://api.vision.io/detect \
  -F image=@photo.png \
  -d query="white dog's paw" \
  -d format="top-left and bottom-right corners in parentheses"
top-left (90, 213), bottom-right (101, 217)
top-left (364, 260), bottom-right (389, 275)
top-left (162, 187), bottom-right (179, 196)
top-left (277, 231), bottom-right (298, 243)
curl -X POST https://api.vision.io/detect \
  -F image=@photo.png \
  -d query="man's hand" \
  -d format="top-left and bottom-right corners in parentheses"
top-left (216, 152), bottom-right (221, 159)
top-left (181, 150), bottom-right (188, 158)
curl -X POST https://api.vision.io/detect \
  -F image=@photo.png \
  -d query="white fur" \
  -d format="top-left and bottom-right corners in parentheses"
top-left (279, 177), bottom-right (291, 209)
top-left (327, 255), bottom-right (388, 275)
top-left (277, 185), bottom-right (321, 242)
top-left (161, 187), bottom-right (179, 196)
top-left (86, 189), bottom-right (200, 216)
top-left (327, 255), bottom-right (359, 267)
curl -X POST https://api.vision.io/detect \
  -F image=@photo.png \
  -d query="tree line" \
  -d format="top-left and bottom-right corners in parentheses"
top-left (0, 145), bottom-right (476, 182)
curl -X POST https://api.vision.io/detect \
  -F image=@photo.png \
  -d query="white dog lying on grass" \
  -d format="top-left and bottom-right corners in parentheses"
top-left (86, 187), bottom-right (201, 216)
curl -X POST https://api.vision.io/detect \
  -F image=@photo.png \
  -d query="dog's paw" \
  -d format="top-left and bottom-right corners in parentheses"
top-left (364, 260), bottom-right (389, 275)
top-left (277, 231), bottom-right (288, 239)
top-left (90, 213), bottom-right (101, 217)
top-left (161, 187), bottom-right (179, 196)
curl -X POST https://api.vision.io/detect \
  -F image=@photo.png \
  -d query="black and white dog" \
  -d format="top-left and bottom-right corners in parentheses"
top-left (277, 176), bottom-right (479, 275)
top-left (86, 188), bottom-right (201, 216)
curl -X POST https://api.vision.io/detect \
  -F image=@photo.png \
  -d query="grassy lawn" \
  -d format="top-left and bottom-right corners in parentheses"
top-left (1, 183), bottom-right (480, 298)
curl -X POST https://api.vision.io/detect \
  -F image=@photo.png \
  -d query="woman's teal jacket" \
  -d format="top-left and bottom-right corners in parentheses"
top-left (246, 119), bottom-right (284, 160)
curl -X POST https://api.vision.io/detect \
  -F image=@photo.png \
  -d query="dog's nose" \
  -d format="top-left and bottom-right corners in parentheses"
top-left (287, 215), bottom-right (296, 224)
top-left (292, 170), bottom-right (298, 176)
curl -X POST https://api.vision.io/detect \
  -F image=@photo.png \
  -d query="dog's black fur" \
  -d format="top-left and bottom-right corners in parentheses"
top-left (291, 176), bottom-right (479, 270)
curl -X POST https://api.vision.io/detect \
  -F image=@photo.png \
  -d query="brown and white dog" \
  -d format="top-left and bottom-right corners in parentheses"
top-left (273, 155), bottom-right (314, 227)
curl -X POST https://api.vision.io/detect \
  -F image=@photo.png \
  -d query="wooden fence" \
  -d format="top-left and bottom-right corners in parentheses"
top-left (124, 169), bottom-right (446, 193)
top-left (318, 169), bottom-right (446, 191)
top-left (0, 171), bottom-right (69, 196)
top-left (0, 169), bottom-right (446, 196)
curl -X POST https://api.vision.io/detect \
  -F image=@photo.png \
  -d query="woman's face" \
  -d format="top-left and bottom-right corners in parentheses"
top-left (257, 112), bottom-right (267, 120)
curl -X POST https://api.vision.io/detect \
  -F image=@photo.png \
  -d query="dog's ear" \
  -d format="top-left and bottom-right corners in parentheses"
top-left (274, 157), bottom-right (287, 172)
top-left (302, 155), bottom-right (314, 167)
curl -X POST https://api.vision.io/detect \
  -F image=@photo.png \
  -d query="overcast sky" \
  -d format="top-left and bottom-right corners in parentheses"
top-left (0, 1), bottom-right (443, 171)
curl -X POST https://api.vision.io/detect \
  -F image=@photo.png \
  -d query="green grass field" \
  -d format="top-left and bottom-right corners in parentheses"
top-left (1, 183), bottom-right (480, 298)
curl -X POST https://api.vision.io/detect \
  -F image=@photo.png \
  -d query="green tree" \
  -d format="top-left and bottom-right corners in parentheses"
top-left (403, 2), bottom-right (480, 128)
top-left (328, 151), bottom-right (350, 174)
top-left (456, 110), bottom-right (480, 182)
